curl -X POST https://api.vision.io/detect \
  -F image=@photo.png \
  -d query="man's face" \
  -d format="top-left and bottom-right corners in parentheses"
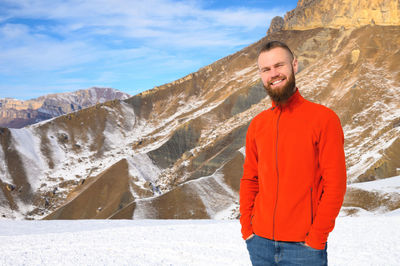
top-left (258, 47), bottom-right (298, 103)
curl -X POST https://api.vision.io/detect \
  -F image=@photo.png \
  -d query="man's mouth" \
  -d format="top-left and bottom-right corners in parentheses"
top-left (270, 79), bottom-right (284, 86)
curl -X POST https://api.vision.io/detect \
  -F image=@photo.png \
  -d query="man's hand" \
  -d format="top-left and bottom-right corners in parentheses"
top-left (303, 242), bottom-right (321, 250)
top-left (246, 234), bottom-right (255, 241)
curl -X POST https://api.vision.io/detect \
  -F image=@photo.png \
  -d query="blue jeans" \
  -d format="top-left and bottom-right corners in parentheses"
top-left (246, 234), bottom-right (327, 266)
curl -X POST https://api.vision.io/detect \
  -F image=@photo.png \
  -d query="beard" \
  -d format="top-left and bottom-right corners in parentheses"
top-left (264, 70), bottom-right (296, 104)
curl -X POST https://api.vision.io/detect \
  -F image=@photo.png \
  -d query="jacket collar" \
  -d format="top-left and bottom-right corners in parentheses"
top-left (271, 88), bottom-right (304, 110)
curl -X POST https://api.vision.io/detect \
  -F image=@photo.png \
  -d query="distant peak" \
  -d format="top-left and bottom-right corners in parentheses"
top-left (0, 87), bottom-right (131, 128)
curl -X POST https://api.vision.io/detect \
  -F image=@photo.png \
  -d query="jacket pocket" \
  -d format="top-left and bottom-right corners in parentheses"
top-left (310, 187), bottom-right (313, 225)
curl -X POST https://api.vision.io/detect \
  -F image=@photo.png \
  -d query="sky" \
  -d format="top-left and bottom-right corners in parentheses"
top-left (0, 0), bottom-right (298, 100)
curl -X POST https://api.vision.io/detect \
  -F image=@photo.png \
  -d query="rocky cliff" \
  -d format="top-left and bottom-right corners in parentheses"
top-left (0, 87), bottom-right (130, 128)
top-left (270, 0), bottom-right (400, 31)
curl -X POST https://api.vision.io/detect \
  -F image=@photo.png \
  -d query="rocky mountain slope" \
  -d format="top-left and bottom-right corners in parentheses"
top-left (1, 0), bottom-right (399, 220)
top-left (0, 87), bottom-right (130, 128)
top-left (284, 0), bottom-right (400, 30)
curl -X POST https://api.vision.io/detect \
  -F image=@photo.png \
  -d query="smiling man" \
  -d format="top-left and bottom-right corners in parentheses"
top-left (239, 41), bottom-right (347, 265)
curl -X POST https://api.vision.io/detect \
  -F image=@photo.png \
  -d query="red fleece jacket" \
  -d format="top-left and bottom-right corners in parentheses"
top-left (239, 89), bottom-right (347, 250)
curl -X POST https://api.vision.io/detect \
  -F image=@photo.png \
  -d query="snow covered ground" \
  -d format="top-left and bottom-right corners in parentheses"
top-left (0, 215), bottom-right (399, 266)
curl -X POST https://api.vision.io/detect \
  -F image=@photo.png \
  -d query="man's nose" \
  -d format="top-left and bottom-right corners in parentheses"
top-left (269, 68), bottom-right (279, 78)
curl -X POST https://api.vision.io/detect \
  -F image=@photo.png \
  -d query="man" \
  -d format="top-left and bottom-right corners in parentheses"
top-left (239, 41), bottom-right (347, 265)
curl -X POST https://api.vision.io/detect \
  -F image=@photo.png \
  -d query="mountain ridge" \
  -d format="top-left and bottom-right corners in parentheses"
top-left (0, 87), bottom-right (130, 128)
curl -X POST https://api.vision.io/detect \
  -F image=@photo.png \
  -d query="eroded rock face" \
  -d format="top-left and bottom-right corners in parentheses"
top-left (44, 159), bottom-right (134, 219)
top-left (267, 16), bottom-right (285, 35)
top-left (282, 0), bottom-right (400, 30)
top-left (343, 187), bottom-right (400, 213)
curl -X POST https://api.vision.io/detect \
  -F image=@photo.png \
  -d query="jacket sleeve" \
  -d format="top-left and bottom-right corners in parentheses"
top-left (239, 122), bottom-right (259, 240)
top-left (305, 112), bottom-right (347, 249)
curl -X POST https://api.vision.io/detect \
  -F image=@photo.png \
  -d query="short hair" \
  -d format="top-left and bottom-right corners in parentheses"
top-left (258, 40), bottom-right (294, 60)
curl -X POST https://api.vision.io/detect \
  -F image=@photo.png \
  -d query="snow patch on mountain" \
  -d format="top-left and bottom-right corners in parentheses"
top-left (46, 131), bottom-right (67, 167)
top-left (0, 144), bottom-right (12, 184)
top-left (174, 163), bottom-right (239, 219)
top-left (127, 155), bottom-right (160, 183)
top-left (132, 198), bottom-right (157, 219)
top-left (10, 128), bottom-right (46, 190)
top-left (232, 65), bottom-right (258, 82)
top-left (349, 175), bottom-right (400, 194)
top-left (239, 146), bottom-right (246, 156)
top-left (102, 120), bottom-right (126, 150)
top-left (126, 154), bottom-right (162, 197)
top-left (297, 62), bottom-right (342, 97)
top-left (346, 128), bottom-right (400, 181)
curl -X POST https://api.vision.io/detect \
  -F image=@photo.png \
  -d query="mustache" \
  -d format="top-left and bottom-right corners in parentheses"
top-left (269, 76), bottom-right (286, 85)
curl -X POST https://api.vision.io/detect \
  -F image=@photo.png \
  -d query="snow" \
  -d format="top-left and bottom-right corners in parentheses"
top-left (0, 216), bottom-right (399, 266)
top-left (0, 141), bottom-right (12, 184)
top-left (126, 154), bottom-right (162, 197)
top-left (348, 175), bottom-right (400, 194)
top-left (102, 117), bottom-right (126, 150)
top-left (239, 146), bottom-right (245, 156)
top-left (132, 169), bottom-right (238, 219)
top-left (127, 154), bottom-right (161, 184)
top-left (187, 172), bottom-right (237, 218)
top-left (9, 128), bottom-right (46, 190)
top-left (46, 131), bottom-right (67, 167)
top-left (386, 208), bottom-right (400, 216)
top-left (344, 109), bottom-right (400, 182)
top-left (232, 65), bottom-right (258, 81)
top-left (212, 203), bottom-right (238, 220)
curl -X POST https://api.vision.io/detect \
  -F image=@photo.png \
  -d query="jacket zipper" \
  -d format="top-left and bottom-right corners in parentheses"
top-left (272, 108), bottom-right (282, 240)
top-left (310, 187), bottom-right (314, 224)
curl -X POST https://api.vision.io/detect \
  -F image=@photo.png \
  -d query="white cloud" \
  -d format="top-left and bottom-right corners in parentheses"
top-left (0, 26), bottom-right (96, 73)
top-left (2, 0), bottom-right (283, 46)
top-left (0, 0), bottom-right (284, 70)
top-left (0, 23), bottom-right (30, 39)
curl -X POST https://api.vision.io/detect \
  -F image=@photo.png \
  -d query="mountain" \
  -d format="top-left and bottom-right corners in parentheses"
top-left (0, 87), bottom-right (130, 128)
top-left (284, 0), bottom-right (400, 30)
top-left (1, 0), bottom-right (400, 220)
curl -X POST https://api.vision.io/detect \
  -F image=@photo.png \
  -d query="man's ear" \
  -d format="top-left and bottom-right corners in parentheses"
top-left (292, 58), bottom-right (298, 74)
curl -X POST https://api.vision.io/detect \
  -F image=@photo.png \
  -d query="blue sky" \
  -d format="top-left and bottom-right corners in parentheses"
top-left (0, 0), bottom-right (298, 100)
